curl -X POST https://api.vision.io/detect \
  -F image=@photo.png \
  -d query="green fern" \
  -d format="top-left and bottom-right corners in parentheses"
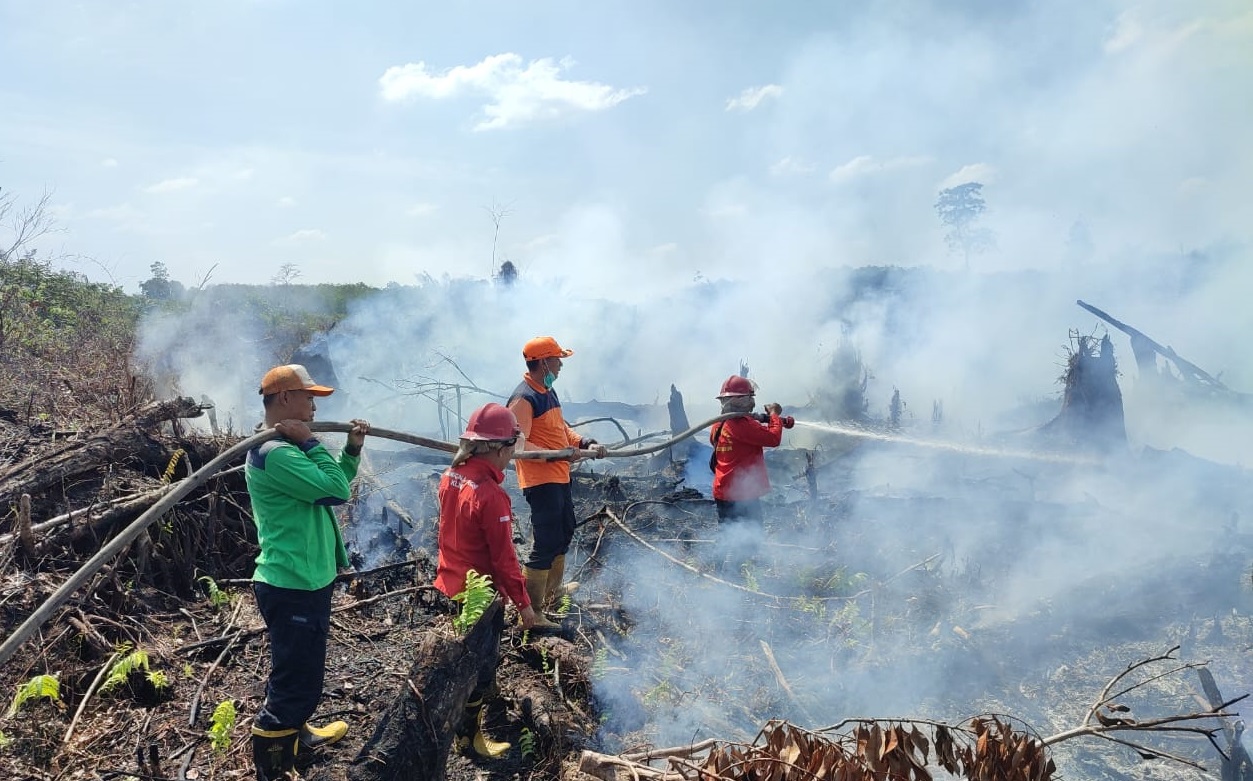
top-left (207, 700), bottom-right (236, 754)
top-left (741, 562), bottom-right (760, 593)
top-left (146, 670), bottom-right (170, 691)
top-left (518, 727), bottom-right (537, 760)
top-left (8, 674), bottom-right (60, 716)
top-left (556, 593), bottom-right (572, 616)
top-left (451, 570), bottom-right (496, 635)
top-left (198, 576), bottom-right (233, 608)
top-left (101, 645), bottom-right (151, 693)
top-left (591, 647), bottom-right (609, 679)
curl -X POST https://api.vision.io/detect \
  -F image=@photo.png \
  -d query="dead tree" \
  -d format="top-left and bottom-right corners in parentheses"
top-left (1077, 300), bottom-right (1252, 404)
top-left (1042, 333), bottom-right (1126, 452)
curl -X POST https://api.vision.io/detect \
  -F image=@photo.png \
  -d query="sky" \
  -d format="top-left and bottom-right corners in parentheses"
top-left (1, 0), bottom-right (1250, 301)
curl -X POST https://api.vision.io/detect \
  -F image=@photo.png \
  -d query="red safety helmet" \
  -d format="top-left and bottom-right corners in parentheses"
top-left (716, 375), bottom-right (756, 398)
top-left (461, 403), bottom-right (521, 442)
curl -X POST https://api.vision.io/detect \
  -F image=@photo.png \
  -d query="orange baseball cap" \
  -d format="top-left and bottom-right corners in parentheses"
top-left (259, 364), bottom-right (335, 396)
top-left (522, 336), bottom-right (573, 361)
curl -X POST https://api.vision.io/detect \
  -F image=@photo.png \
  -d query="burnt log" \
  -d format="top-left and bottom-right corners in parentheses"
top-left (1195, 667), bottom-right (1252, 781)
top-left (347, 599), bottom-right (502, 781)
top-left (0, 397), bottom-right (202, 512)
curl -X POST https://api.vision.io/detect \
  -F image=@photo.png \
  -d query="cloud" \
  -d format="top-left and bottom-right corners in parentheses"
top-left (405, 202), bottom-right (438, 217)
top-left (1104, 10), bottom-right (1144, 53)
top-left (725, 84), bottom-right (783, 112)
top-left (273, 228), bottom-right (326, 245)
top-left (143, 176), bottom-right (199, 193)
top-left (276, 196), bottom-right (296, 208)
top-left (938, 163), bottom-right (997, 190)
top-left (829, 154), bottom-right (930, 183)
top-left (378, 53), bottom-right (646, 130)
top-left (100, 158), bottom-right (119, 168)
top-left (769, 156), bottom-right (816, 176)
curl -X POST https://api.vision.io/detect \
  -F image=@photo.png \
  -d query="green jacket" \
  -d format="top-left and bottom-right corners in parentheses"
top-left (245, 437), bottom-right (358, 590)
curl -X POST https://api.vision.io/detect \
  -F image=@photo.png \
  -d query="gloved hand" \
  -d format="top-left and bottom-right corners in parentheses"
top-left (764, 403), bottom-right (783, 417)
top-left (579, 437), bottom-right (607, 459)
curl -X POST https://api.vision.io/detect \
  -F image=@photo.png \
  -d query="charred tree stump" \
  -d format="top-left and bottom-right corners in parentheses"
top-left (666, 385), bottom-right (694, 462)
top-left (1043, 333), bottom-right (1127, 452)
top-left (347, 599), bottom-right (502, 781)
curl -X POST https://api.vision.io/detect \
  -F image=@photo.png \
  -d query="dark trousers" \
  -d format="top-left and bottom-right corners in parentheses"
top-left (715, 498), bottom-right (764, 525)
top-left (523, 482), bottom-right (576, 569)
top-left (471, 609), bottom-right (505, 702)
top-left (253, 581), bottom-right (334, 731)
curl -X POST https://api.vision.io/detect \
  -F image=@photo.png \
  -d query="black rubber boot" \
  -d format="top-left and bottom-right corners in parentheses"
top-left (251, 726), bottom-right (298, 781)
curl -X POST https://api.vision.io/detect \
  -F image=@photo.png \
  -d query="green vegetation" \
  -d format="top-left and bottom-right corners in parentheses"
top-left (518, 726), bottom-right (537, 760)
top-left (8, 674), bottom-right (60, 716)
top-left (451, 570), bottom-right (496, 634)
top-left (0, 252), bottom-right (146, 423)
top-left (101, 645), bottom-right (167, 695)
top-left (591, 647), bottom-right (609, 679)
top-left (207, 699), bottom-right (237, 754)
top-left (198, 575), bottom-right (233, 609)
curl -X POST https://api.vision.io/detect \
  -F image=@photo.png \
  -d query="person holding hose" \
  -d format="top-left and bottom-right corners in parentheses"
top-left (507, 336), bottom-right (606, 621)
top-left (435, 402), bottom-right (543, 758)
top-left (246, 364), bottom-right (370, 780)
top-left (709, 375), bottom-right (794, 524)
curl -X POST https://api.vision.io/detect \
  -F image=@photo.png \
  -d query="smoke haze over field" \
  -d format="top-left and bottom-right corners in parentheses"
top-left (103, 2), bottom-right (1253, 770)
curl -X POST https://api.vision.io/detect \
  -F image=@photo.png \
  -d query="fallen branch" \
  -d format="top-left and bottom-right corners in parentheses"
top-left (759, 640), bottom-right (815, 724)
top-left (187, 598), bottom-right (245, 727)
top-left (63, 650), bottom-right (121, 746)
top-left (600, 506), bottom-right (864, 604)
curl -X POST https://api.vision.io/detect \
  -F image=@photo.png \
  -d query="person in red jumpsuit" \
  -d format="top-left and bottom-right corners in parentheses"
top-left (435, 402), bottom-right (538, 759)
top-left (708, 375), bottom-right (793, 524)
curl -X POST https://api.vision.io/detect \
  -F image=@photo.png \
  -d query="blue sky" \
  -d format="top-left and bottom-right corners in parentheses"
top-left (1, 0), bottom-right (1249, 299)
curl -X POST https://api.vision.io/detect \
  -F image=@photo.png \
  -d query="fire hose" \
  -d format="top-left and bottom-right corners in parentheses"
top-left (0, 412), bottom-right (755, 667)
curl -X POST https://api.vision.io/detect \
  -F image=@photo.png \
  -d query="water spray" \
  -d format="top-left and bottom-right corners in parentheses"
top-left (792, 419), bottom-right (1099, 466)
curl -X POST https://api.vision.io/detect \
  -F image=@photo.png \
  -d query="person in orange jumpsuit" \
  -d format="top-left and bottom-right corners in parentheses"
top-left (507, 336), bottom-right (606, 618)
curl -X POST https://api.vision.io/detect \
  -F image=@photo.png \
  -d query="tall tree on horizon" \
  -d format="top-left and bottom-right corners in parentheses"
top-left (935, 182), bottom-right (995, 270)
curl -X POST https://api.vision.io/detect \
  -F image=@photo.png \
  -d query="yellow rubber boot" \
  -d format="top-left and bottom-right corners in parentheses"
top-left (455, 699), bottom-right (510, 759)
top-left (523, 567), bottom-right (561, 630)
top-left (544, 554), bottom-right (580, 611)
top-left (251, 726), bottom-right (298, 781)
top-left (299, 719), bottom-right (348, 749)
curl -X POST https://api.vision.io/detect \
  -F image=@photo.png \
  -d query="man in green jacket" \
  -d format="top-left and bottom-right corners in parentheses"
top-left (246, 364), bottom-right (370, 780)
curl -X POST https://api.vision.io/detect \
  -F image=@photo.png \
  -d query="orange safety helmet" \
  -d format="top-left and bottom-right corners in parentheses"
top-left (522, 336), bottom-right (574, 361)
top-left (461, 403), bottom-right (521, 442)
top-left (716, 375), bottom-right (756, 398)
